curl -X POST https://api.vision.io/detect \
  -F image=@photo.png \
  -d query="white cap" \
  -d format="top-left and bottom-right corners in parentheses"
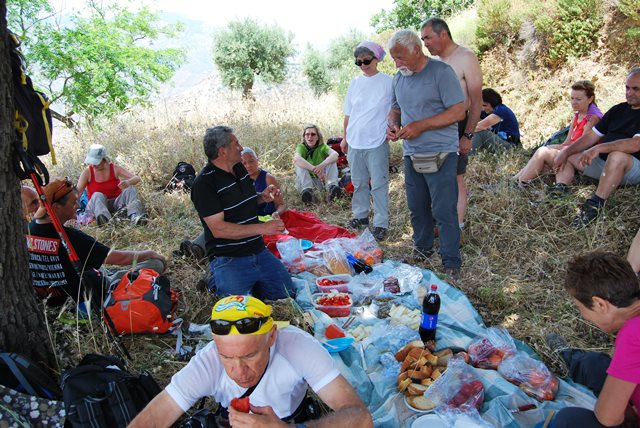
top-left (84, 144), bottom-right (108, 165)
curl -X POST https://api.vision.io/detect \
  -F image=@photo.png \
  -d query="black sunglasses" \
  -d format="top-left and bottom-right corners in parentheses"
top-left (210, 316), bottom-right (270, 335)
top-left (355, 58), bottom-right (374, 67)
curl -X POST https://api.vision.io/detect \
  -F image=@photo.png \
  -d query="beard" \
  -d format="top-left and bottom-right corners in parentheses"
top-left (398, 67), bottom-right (414, 77)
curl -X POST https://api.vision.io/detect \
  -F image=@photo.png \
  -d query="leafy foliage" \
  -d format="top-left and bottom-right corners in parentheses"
top-left (618, 0), bottom-right (640, 39)
top-left (475, 0), bottom-right (520, 52)
top-left (547, 0), bottom-right (602, 64)
top-left (7, 0), bottom-right (185, 127)
top-left (212, 19), bottom-right (294, 98)
top-left (302, 46), bottom-right (332, 97)
top-left (370, 0), bottom-right (474, 32)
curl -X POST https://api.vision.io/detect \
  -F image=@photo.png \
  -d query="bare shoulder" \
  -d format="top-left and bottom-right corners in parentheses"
top-left (454, 46), bottom-right (480, 69)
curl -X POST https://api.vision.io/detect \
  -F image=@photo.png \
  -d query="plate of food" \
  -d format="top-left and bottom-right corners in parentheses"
top-left (411, 414), bottom-right (447, 428)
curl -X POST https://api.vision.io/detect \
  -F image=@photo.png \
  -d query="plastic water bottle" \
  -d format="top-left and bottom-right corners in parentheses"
top-left (419, 284), bottom-right (441, 343)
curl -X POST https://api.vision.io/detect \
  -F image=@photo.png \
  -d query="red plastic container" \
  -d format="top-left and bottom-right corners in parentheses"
top-left (312, 293), bottom-right (352, 318)
top-left (316, 274), bottom-right (351, 293)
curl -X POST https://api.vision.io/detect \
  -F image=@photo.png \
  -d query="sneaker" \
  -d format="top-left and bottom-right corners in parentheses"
top-left (96, 214), bottom-right (109, 226)
top-left (301, 188), bottom-right (313, 204)
top-left (371, 227), bottom-right (387, 241)
top-left (444, 267), bottom-right (461, 282)
top-left (572, 199), bottom-right (601, 229)
top-left (412, 247), bottom-right (434, 263)
top-left (547, 183), bottom-right (569, 198)
top-left (327, 185), bottom-right (342, 202)
top-left (349, 218), bottom-right (369, 229)
top-left (130, 214), bottom-right (148, 226)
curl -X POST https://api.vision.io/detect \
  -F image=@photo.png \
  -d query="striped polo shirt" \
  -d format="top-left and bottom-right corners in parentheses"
top-left (191, 162), bottom-right (264, 259)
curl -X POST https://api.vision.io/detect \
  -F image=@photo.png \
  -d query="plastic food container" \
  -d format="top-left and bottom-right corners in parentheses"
top-left (312, 293), bottom-right (352, 317)
top-left (316, 274), bottom-right (351, 293)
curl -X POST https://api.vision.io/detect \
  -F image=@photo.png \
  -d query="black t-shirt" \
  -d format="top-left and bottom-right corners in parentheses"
top-left (191, 162), bottom-right (264, 259)
top-left (26, 221), bottom-right (110, 306)
top-left (594, 102), bottom-right (640, 160)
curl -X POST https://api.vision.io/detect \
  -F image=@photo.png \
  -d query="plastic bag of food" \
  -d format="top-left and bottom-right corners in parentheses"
top-left (424, 355), bottom-right (485, 411)
top-left (436, 407), bottom-right (494, 428)
top-left (497, 351), bottom-right (559, 401)
top-left (352, 228), bottom-right (384, 264)
top-left (467, 327), bottom-right (517, 370)
top-left (319, 240), bottom-right (351, 275)
top-left (276, 236), bottom-right (304, 273)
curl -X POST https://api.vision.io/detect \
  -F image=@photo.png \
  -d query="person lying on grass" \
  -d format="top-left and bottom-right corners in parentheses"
top-left (551, 252), bottom-right (640, 428)
top-left (130, 295), bottom-right (373, 428)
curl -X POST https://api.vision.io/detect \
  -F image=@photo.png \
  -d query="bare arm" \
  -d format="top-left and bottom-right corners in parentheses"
top-left (128, 390), bottom-right (184, 428)
top-left (76, 168), bottom-right (90, 197)
top-left (463, 54), bottom-right (483, 134)
top-left (203, 211), bottom-right (284, 239)
top-left (114, 164), bottom-right (140, 189)
top-left (293, 153), bottom-right (315, 171)
top-left (397, 102), bottom-right (466, 140)
top-left (475, 113), bottom-right (502, 131)
top-left (579, 136), bottom-right (640, 167)
top-left (265, 174), bottom-right (286, 217)
top-left (387, 107), bottom-right (402, 141)
top-left (341, 116), bottom-right (349, 153)
top-left (553, 129), bottom-right (602, 171)
top-left (104, 249), bottom-right (167, 271)
top-left (593, 375), bottom-right (636, 426)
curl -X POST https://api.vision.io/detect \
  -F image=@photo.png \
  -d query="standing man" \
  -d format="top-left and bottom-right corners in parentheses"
top-left (191, 126), bottom-right (295, 300)
top-left (420, 18), bottom-right (483, 237)
top-left (387, 30), bottom-right (466, 278)
top-left (342, 41), bottom-right (393, 241)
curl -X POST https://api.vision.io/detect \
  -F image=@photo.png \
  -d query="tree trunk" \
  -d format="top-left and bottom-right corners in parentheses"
top-left (0, 0), bottom-right (57, 372)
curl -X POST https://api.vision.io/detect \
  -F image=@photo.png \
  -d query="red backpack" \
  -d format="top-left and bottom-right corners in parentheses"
top-left (103, 269), bottom-right (179, 334)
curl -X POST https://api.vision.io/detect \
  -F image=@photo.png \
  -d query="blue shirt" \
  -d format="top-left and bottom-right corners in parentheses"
top-left (485, 104), bottom-right (520, 139)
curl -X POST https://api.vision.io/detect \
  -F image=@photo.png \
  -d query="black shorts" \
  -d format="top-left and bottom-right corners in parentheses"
top-left (457, 115), bottom-right (469, 175)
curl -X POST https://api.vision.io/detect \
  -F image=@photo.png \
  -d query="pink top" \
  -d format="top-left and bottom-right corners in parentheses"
top-left (607, 315), bottom-right (640, 424)
top-left (562, 104), bottom-right (604, 147)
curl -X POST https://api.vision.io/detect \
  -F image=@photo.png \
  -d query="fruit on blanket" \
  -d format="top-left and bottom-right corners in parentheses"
top-left (467, 338), bottom-right (509, 369)
top-left (448, 380), bottom-right (484, 410)
top-left (319, 279), bottom-right (348, 286)
top-left (231, 397), bottom-right (250, 413)
top-left (325, 324), bottom-right (345, 339)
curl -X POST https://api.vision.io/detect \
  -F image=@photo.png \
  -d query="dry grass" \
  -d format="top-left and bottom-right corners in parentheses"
top-left (43, 63), bottom-right (636, 391)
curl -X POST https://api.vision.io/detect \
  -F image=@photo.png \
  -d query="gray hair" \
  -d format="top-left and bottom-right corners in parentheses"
top-left (354, 46), bottom-right (375, 58)
top-left (241, 147), bottom-right (257, 158)
top-left (203, 126), bottom-right (234, 161)
top-left (387, 30), bottom-right (422, 52)
top-left (421, 17), bottom-right (452, 40)
top-left (629, 66), bottom-right (640, 78)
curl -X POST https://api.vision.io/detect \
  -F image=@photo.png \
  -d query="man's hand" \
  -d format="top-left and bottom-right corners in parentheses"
top-left (262, 219), bottom-right (286, 235)
top-left (396, 122), bottom-right (422, 140)
top-left (340, 139), bottom-right (348, 154)
top-left (260, 185), bottom-right (280, 203)
top-left (459, 136), bottom-right (472, 155)
top-left (140, 250), bottom-right (167, 271)
top-left (312, 165), bottom-right (326, 180)
top-left (386, 125), bottom-right (399, 141)
top-left (228, 404), bottom-right (288, 428)
top-left (579, 147), bottom-right (600, 167)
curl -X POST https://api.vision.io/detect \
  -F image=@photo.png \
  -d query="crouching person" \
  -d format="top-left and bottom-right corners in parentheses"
top-left (129, 296), bottom-right (373, 428)
top-left (26, 177), bottom-right (166, 307)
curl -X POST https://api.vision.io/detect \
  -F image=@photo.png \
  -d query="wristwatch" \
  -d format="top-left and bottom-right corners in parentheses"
top-left (463, 132), bottom-right (474, 140)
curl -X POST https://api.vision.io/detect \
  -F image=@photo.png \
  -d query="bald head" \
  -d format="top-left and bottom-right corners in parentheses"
top-left (21, 186), bottom-right (39, 219)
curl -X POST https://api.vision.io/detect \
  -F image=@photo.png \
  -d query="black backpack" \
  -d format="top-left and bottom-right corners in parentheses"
top-left (167, 161), bottom-right (196, 192)
top-left (9, 30), bottom-right (55, 162)
top-left (0, 352), bottom-right (62, 399)
top-left (61, 353), bottom-right (161, 428)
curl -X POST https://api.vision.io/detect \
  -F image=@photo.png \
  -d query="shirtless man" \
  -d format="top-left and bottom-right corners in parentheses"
top-left (420, 18), bottom-right (483, 235)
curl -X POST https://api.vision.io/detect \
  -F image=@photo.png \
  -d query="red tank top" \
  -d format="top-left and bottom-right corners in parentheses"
top-left (87, 163), bottom-right (122, 200)
top-left (562, 113), bottom-right (592, 147)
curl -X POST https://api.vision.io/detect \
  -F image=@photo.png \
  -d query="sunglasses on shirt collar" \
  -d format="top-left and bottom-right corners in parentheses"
top-left (209, 316), bottom-right (271, 335)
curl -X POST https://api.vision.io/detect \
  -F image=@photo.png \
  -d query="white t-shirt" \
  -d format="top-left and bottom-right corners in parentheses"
top-left (165, 327), bottom-right (340, 418)
top-left (343, 72), bottom-right (393, 150)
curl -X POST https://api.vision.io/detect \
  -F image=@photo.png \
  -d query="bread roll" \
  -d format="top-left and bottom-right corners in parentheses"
top-left (398, 378), bottom-right (412, 392)
top-left (407, 383), bottom-right (429, 396)
top-left (407, 395), bottom-right (435, 411)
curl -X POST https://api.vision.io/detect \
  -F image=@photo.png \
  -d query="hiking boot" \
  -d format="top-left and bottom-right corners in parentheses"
top-left (301, 188), bottom-right (313, 204)
top-left (96, 214), bottom-right (109, 226)
top-left (572, 199), bottom-right (601, 229)
top-left (327, 185), bottom-right (342, 202)
top-left (444, 267), bottom-right (461, 282)
top-left (177, 240), bottom-right (205, 260)
top-left (412, 247), bottom-right (434, 263)
top-left (544, 332), bottom-right (571, 375)
top-left (372, 227), bottom-right (387, 241)
top-left (349, 218), bottom-right (369, 229)
top-left (130, 214), bottom-right (148, 226)
top-left (547, 183), bottom-right (569, 198)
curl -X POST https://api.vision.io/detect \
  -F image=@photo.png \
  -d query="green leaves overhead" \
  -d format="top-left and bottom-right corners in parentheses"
top-left (212, 19), bottom-right (294, 97)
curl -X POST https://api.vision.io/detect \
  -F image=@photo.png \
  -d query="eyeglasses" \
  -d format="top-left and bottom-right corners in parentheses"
top-left (52, 177), bottom-right (74, 203)
top-left (304, 132), bottom-right (317, 137)
top-left (210, 316), bottom-right (271, 335)
top-left (355, 58), bottom-right (374, 67)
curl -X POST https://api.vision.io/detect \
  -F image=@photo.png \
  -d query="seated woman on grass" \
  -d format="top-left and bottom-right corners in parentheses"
top-left (472, 88), bottom-right (521, 153)
top-left (514, 80), bottom-right (602, 186)
top-left (550, 252), bottom-right (640, 428)
top-left (293, 124), bottom-right (342, 203)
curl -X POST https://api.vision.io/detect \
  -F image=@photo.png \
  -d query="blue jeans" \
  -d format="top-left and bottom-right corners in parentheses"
top-left (403, 153), bottom-right (461, 268)
top-left (208, 248), bottom-right (295, 300)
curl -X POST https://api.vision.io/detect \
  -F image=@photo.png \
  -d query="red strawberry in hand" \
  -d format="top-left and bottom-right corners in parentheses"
top-left (231, 397), bottom-right (250, 413)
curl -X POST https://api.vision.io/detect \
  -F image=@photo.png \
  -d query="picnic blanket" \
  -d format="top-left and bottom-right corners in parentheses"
top-left (292, 260), bottom-right (597, 428)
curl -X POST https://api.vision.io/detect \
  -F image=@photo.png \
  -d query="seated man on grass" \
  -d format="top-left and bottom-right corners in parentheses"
top-left (552, 67), bottom-right (640, 228)
top-left (547, 252), bottom-right (640, 427)
top-left (26, 178), bottom-right (166, 307)
top-left (130, 296), bottom-right (373, 428)
top-left (294, 124), bottom-right (342, 204)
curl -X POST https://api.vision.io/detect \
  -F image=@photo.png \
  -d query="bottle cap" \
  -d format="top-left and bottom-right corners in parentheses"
top-left (430, 284), bottom-right (438, 291)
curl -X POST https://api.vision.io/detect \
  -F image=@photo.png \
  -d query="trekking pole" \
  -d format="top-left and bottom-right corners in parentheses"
top-left (14, 143), bottom-right (131, 360)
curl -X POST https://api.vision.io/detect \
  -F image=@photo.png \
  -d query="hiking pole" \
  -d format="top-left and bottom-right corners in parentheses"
top-left (14, 143), bottom-right (131, 360)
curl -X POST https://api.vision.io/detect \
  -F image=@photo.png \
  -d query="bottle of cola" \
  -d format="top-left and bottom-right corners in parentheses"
top-left (419, 284), bottom-right (441, 343)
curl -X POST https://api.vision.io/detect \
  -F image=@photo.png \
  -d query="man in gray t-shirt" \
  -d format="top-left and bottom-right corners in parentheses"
top-left (387, 29), bottom-right (466, 278)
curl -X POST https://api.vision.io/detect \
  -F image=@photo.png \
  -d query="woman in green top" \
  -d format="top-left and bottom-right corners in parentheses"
top-left (293, 124), bottom-right (341, 203)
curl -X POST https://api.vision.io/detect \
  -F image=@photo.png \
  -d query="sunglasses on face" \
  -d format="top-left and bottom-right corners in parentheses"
top-left (355, 58), bottom-right (375, 67)
top-left (210, 316), bottom-right (271, 335)
top-left (53, 177), bottom-right (74, 202)
top-left (304, 132), bottom-right (317, 137)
